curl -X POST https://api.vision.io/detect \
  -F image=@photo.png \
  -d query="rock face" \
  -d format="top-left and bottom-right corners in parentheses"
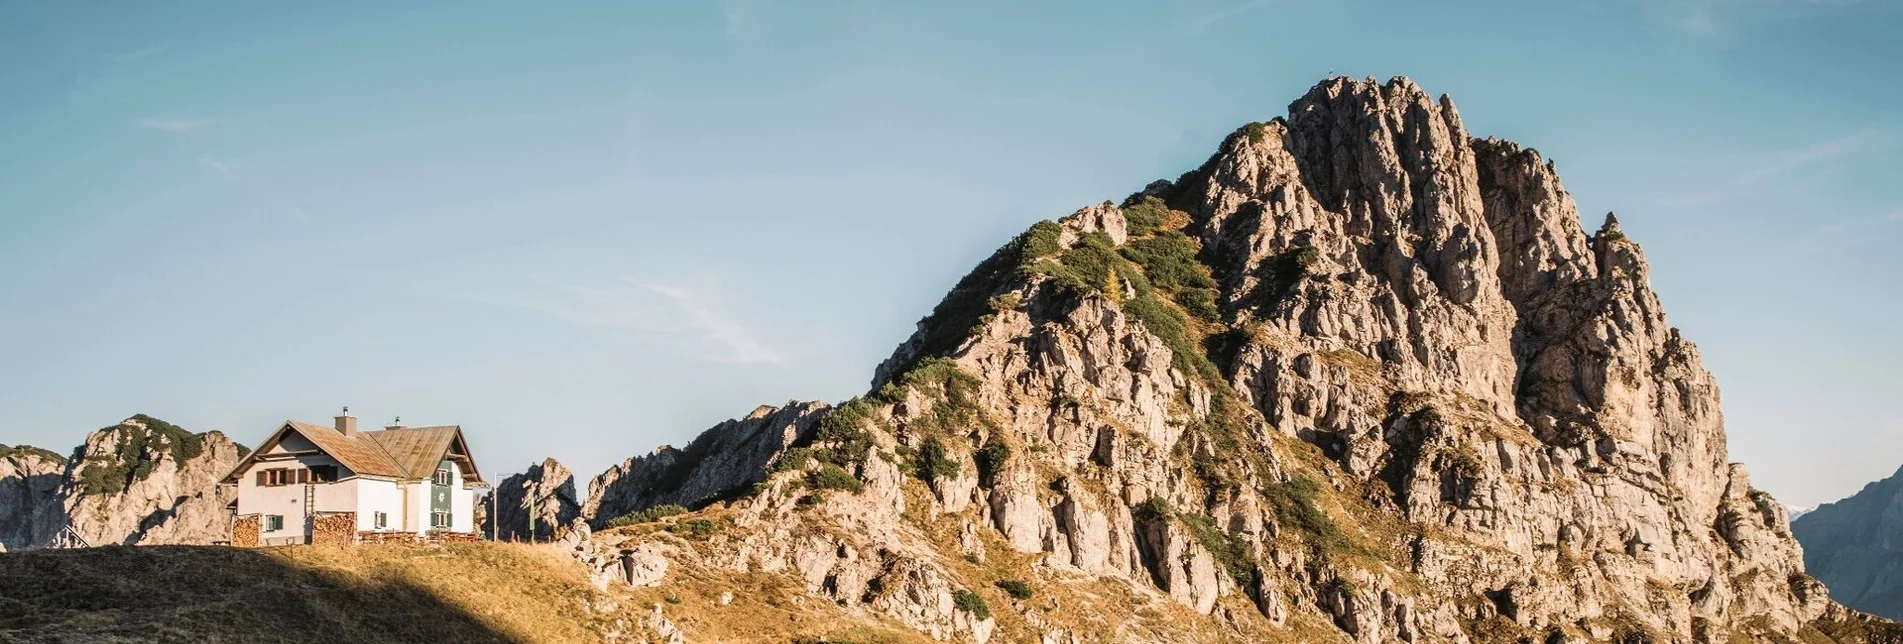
top-left (569, 76), bottom-right (1892, 643)
top-left (582, 401), bottom-right (827, 526)
top-left (1794, 465), bottom-right (1903, 620)
top-left (0, 445), bottom-right (67, 551)
top-left (0, 415), bottom-right (243, 549)
top-left (58, 415), bottom-right (244, 546)
top-left (483, 457), bottom-right (583, 541)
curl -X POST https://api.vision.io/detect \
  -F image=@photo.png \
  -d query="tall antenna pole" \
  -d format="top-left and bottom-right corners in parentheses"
top-left (527, 487), bottom-right (536, 542)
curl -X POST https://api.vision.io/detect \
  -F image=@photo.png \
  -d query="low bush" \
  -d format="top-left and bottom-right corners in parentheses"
top-left (994, 579), bottom-right (1034, 600)
top-left (810, 464), bottom-right (864, 493)
top-left (975, 441), bottom-right (1011, 480)
top-left (1182, 513), bottom-right (1254, 586)
top-left (668, 518), bottom-right (719, 540)
top-left (1123, 196), bottom-right (1171, 236)
top-left (952, 589), bottom-right (991, 620)
top-left (1263, 477), bottom-right (1344, 549)
top-left (605, 504), bottom-right (688, 528)
top-left (915, 438), bottom-right (959, 483)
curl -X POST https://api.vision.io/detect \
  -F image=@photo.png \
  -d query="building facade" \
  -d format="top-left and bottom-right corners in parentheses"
top-left (222, 412), bottom-right (482, 546)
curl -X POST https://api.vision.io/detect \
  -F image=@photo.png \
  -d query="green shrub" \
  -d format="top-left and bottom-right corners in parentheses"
top-left (605, 504), bottom-right (688, 527)
top-left (770, 447), bottom-right (816, 473)
top-left (76, 415), bottom-right (206, 496)
top-left (891, 358), bottom-right (985, 435)
top-left (994, 579), bottom-right (1034, 600)
top-left (1136, 497), bottom-right (1172, 521)
top-left (0, 444), bottom-right (67, 465)
top-left (1123, 292), bottom-right (1220, 381)
top-left (1240, 121), bottom-right (1271, 144)
top-left (1180, 287), bottom-right (1220, 322)
top-left (810, 464), bottom-right (864, 493)
top-left (1121, 231), bottom-right (1216, 294)
top-left (1182, 513), bottom-right (1254, 586)
top-left (915, 438), bottom-right (959, 483)
top-left (975, 441), bottom-right (1011, 480)
top-left (1123, 196), bottom-right (1171, 237)
top-left (952, 589), bottom-right (991, 620)
top-left (1599, 230), bottom-right (1627, 244)
top-left (797, 492), bottom-right (825, 506)
top-left (668, 518), bottom-right (719, 540)
top-left (1263, 477), bottom-right (1344, 548)
top-left (1030, 231), bottom-right (1125, 299)
top-left (805, 400), bottom-right (876, 468)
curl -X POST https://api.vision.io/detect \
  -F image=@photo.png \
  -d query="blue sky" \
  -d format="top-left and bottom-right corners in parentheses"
top-left (1, 0), bottom-right (1897, 506)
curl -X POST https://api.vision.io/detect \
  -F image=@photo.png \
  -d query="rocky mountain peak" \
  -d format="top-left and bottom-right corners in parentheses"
top-left (558, 75), bottom-right (1879, 643)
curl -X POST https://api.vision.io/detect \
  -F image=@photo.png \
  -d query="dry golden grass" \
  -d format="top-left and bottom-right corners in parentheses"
top-left (0, 542), bottom-right (617, 644)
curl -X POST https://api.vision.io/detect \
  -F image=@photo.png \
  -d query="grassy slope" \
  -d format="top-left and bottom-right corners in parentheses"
top-left (0, 543), bottom-right (608, 644)
top-left (0, 539), bottom-right (948, 644)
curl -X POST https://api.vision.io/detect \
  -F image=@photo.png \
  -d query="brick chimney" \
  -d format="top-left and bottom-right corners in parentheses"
top-left (336, 407), bottom-right (358, 437)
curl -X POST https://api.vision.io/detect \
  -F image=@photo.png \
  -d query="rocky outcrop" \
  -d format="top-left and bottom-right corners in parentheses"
top-left (0, 445), bottom-right (67, 551)
top-left (483, 457), bottom-right (582, 541)
top-left (1794, 465), bottom-right (1903, 620)
top-left (563, 76), bottom-right (1888, 643)
top-left (582, 401), bottom-right (826, 526)
top-left (0, 416), bottom-right (243, 550)
top-left (58, 415), bottom-right (244, 546)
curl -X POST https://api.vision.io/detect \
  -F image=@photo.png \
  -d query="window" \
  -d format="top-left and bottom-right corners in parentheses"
top-left (373, 511), bottom-right (388, 530)
top-left (256, 466), bottom-right (342, 486)
top-left (433, 467), bottom-right (453, 486)
top-left (264, 515), bottom-right (284, 531)
top-left (430, 510), bottom-right (451, 529)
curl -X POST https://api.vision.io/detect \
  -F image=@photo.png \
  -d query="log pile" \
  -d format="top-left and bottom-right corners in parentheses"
top-left (310, 513), bottom-right (356, 545)
top-left (231, 515), bottom-right (260, 548)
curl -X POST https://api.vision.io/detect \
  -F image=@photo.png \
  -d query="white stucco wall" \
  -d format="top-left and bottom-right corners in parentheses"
top-left (405, 481), bottom-right (429, 535)
top-left (448, 461), bottom-right (475, 533)
top-left (353, 478), bottom-right (405, 532)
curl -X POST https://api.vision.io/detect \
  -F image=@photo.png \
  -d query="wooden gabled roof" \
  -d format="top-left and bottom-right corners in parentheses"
top-left (221, 420), bottom-right (483, 485)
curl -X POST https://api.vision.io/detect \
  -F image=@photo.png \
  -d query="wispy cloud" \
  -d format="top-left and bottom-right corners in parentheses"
top-left (512, 276), bottom-right (782, 365)
top-left (1734, 131), bottom-right (1867, 185)
top-left (198, 156), bottom-right (231, 175)
top-left (1659, 129), bottom-right (1877, 207)
top-left (1189, 0), bottom-right (1281, 33)
top-left (136, 117), bottom-right (213, 132)
top-left (198, 156), bottom-right (310, 221)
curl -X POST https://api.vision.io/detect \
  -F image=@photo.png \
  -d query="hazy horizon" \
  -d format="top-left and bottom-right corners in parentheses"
top-left (2, 1), bottom-right (1898, 508)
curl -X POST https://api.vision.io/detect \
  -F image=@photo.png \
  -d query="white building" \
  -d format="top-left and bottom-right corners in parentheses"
top-left (221, 411), bottom-right (483, 546)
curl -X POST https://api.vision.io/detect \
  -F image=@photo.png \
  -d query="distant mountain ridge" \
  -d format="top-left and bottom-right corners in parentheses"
top-left (1794, 464), bottom-right (1903, 621)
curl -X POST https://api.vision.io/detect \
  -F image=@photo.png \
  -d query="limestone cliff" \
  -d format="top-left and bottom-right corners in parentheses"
top-left (566, 77), bottom-right (1897, 644)
top-left (581, 401), bottom-right (827, 527)
top-left (0, 415), bottom-right (243, 549)
top-left (1793, 465), bottom-right (1903, 621)
top-left (0, 444), bottom-right (66, 551)
top-left (481, 457), bottom-right (583, 541)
